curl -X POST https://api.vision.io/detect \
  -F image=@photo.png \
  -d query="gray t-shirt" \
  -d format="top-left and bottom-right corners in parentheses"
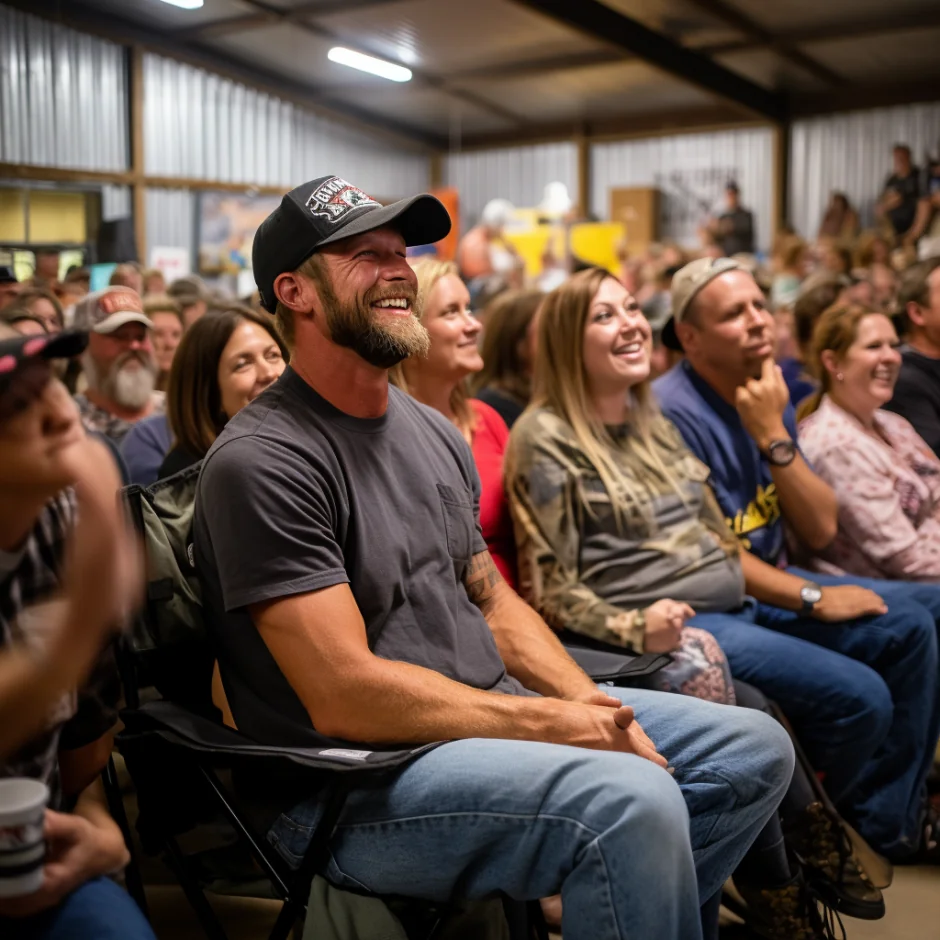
top-left (194, 368), bottom-right (526, 749)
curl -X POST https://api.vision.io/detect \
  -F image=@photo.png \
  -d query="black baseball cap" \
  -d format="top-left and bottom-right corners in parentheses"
top-left (0, 265), bottom-right (17, 284)
top-left (253, 176), bottom-right (452, 313)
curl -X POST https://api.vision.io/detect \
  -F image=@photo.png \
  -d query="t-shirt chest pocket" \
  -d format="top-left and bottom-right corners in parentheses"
top-left (437, 483), bottom-right (475, 572)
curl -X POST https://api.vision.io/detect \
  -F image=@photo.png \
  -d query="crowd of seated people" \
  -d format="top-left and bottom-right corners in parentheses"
top-left (1, 161), bottom-right (939, 940)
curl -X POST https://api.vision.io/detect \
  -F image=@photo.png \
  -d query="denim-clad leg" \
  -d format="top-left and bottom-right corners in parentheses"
top-left (1, 877), bottom-right (157, 940)
top-left (689, 610), bottom-right (892, 804)
top-left (269, 690), bottom-right (792, 940)
top-left (752, 568), bottom-right (940, 859)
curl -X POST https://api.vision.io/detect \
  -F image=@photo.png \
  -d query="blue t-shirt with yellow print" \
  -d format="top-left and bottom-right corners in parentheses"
top-left (654, 360), bottom-right (798, 566)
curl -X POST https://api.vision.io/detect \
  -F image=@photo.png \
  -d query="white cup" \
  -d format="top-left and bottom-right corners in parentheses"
top-left (0, 778), bottom-right (49, 898)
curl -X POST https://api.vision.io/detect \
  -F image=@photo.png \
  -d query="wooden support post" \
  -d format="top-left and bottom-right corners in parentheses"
top-left (576, 128), bottom-right (590, 218)
top-left (772, 121), bottom-right (791, 239)
top-left (130, 45), bottom-right (147, 264)
top-left (429, 151), bottom-right (443, 189)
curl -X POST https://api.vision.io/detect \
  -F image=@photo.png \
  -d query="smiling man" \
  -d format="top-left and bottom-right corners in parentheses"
top-left (72, 288), bottom-right (163, 445)
top-left (192, 178), bottom-right (794, 940)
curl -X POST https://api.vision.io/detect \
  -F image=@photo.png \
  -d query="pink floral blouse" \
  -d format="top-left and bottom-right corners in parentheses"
top-left (798, 395), bottom-right (940, 581)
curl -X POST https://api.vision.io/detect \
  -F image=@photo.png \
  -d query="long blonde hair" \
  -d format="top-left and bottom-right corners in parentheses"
top-left (522, 267), bottom-right (681, 526)
top-left (390, 257), bottom-right (475, 435)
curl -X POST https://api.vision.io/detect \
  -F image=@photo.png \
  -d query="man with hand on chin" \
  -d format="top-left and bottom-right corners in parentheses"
top-left (193, 176), bottom-right (794, 940)
top-left (655, 257), bottom-right (940, 865)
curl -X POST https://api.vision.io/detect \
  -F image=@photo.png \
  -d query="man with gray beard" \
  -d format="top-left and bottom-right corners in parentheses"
top-left (72, 288), bottom-right (164, 444)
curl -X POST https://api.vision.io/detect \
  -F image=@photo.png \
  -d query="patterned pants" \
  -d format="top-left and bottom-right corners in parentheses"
top-left (650, 626), bottom-right (736, 705)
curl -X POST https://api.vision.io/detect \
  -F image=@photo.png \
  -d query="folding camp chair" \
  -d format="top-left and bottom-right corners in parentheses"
top-left (116, 474), bottom-right (551, 940)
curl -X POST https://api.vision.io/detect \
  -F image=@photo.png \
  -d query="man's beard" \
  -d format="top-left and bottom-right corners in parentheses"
top-left (82, 349), bottom-right (157, 410)
top-left (316, 273), bottom-right (429, 369)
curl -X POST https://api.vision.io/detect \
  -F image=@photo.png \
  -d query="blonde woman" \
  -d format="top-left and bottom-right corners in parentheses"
top-left (504, 268), bottom-right (886, 929)
top-left (392, 258), bottom-right (517, 586)
top-left (505, 268), bottom-right (737, 701)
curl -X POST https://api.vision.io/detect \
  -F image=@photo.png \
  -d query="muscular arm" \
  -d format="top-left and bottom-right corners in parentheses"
top-left (463, 551), bottom-right (598, 703)
top-left (251, 584), bottom-right (607, 748)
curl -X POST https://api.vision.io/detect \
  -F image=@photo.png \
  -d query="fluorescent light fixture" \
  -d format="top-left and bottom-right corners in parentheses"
top-left (328, 47), bottom-right (412, 82)
top-left (158, 0), bottom-right (204, 9)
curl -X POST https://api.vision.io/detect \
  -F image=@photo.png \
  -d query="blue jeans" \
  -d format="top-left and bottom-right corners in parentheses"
top-left (754, 567), bottom-right (940, 859)
top-left (689, 607), bottom-right (892, 805)
top-left (269, 688), bottom-right (793, 940)
top-left (1, 877), bottom-right (155, 940)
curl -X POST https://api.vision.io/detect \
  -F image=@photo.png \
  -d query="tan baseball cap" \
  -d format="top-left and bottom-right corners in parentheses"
top-left (72, 287), bottom-right (153, 335)
top-left (663, 256), bottom-right (745, 350)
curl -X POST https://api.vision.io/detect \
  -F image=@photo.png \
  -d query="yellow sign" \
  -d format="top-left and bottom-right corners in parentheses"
top-left (503, 221), bottom-right (626, 278)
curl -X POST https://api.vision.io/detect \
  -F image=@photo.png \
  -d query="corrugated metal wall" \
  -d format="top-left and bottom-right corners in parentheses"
top-left (144, 54), bottom-right (293, 186)
top-left (145, 188), bottom-right (195, 260)
top-left (590, 127), bottom-right (775, 252)
top-left (444, 143), bottom-right (578, 231)
top-left (0, 5), bottom-right (129, 170)
top-left (292, 109), bottom-right (430, 200)
top-left (144, 53), bottom-right (430, 198)
top-left (790, 102), bottom-right (940, 239)
top-left (101, 184), bottom-right (132, 222)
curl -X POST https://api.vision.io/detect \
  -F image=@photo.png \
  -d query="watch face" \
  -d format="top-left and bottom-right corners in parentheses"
top-left (768, 440), bottom-right (796, 465)
top-left (801, 585), bottom-right (823, 605)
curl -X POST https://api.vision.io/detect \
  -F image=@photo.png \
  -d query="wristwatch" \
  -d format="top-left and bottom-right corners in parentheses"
top-left (800, 581), bottom-right (823, 614)
top-left (765, 438), bottom-right (797, 467)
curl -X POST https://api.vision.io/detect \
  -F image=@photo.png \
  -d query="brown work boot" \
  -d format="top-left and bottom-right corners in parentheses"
top-left (737, 874), bottom-right (841, 940)
top-left (789, 802), bottom-right (885, 920)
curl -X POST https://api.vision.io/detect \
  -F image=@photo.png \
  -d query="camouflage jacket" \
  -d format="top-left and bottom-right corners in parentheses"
top-left (506, 407), bottom-right (744, 652)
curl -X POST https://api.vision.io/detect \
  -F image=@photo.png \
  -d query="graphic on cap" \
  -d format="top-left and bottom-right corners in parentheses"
top-left (98, 289), bottom-right (144, 315)
top-left (305, 177), bottom-right (380, 223)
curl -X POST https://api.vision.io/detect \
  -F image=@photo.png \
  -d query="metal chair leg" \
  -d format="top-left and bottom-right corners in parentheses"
top-left (163, 834), bottom-right (230, 940)
top-left (102, 755), bottom-right (151, 921)
top-left (267, 781), bottom-right (352, 940)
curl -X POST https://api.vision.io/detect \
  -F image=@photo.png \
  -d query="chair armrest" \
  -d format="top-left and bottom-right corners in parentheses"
top-left (562, 640), bottom-right (672, 684)
top-left (118, 700), bottom-right (441, 775)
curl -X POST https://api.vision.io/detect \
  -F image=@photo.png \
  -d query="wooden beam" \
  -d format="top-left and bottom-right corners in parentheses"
top-left (509, 0), bottom-right (786, 122)
top-left (681, 0), bottom-right (843, 86)
top-left (791, 79), bottom-right (940, 117)
top-left (0, 164), bottom-right (135, 185)
top-left (448, 9), bottom-right (940, 82)
top-left (130, 46), bottom-right (147, 263)
top-left (0, 163), bottom-right (287, 196)
top-left (707, 7), bottom-right (940, 55)
top-left (142, 177), bottom-right (286, 196)
top-left (457, 106), bottom-right (756, 151)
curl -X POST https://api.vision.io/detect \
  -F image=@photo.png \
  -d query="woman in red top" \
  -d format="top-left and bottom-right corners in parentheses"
top-left (392, 258), bottom-right (518, 587)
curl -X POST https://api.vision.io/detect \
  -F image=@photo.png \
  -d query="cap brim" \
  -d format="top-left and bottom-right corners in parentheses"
top-left (661, 316), bottom-right (682, 351)
top-left (318, 193), bottom-right (452, 250)
top-left (0, 329), bottom-right (88, 368)
top-left (93, 312), bottom-right (154, 334)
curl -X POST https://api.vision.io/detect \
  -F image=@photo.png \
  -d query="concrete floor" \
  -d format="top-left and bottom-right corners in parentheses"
top-left (145, 867), bottom-right (940, 939)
